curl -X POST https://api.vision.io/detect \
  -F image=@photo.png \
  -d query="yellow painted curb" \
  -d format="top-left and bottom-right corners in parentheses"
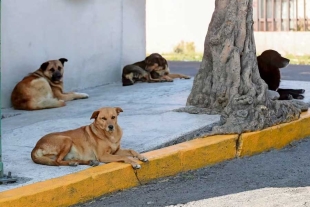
top-left (138, 135), bottom-right (238, 182)
top-left (0, 135), bottom-right (237, 207)
top-left (0, 109), bottom-right (309, 207)
top-left (237, 110), bottom-right (310, 157)
top-left (0, 164), bottom-right (139, 207)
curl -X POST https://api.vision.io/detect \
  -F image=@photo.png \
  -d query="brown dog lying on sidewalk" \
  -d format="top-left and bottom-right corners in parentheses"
top-left (122, 53), bottom-right (190, 86)
top-left (11, 58), bottom-right (89, 110)
top-left (257, 49), bottom-right (305, 100)
top-left (31, 107), bottom-right (148, 169)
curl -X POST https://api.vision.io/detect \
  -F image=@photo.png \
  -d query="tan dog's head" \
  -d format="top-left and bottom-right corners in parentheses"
top-left (39, 58), bottom-right (68, 82)
top-left (144, 53), bottom-right (168, 72)
top-left (90, 107), bottom-right (123, 132)
top-left (258, 50), bottom-right (290, 68)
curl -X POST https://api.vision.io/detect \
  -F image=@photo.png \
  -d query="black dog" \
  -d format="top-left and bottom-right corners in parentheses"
top-left (257, 49), bottom-right (305, 100)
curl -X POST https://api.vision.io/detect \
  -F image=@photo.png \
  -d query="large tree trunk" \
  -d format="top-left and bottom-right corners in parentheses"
top-left (176, 0), bottom-right (308, 134)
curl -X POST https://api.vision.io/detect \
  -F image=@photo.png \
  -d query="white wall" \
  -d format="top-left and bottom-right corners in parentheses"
top-left (122, 0), bottom-right (146, 66)
top-left (254, 32), bottom-right (310, 55)
top-left (1, 0), bottom-right (146, 108)
top-left (146, 0), bottom-right (214, 54)
top-left (146, 0), bottom-right (310, 56)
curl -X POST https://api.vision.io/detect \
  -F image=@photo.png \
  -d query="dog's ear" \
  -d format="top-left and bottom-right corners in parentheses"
top-left (115, 107), bottom-right (123, 115)
top-left (40, 62), bottom-right (50, 71)
top-left (159, 58), bottom-right (168, 68)
top-left (163, 58), bottom-right (168, 66)
top-left (59, 58), bottom-right (68, 66)
top-left (90, 110), bottom-right (100, 120)
top-left (144, 55), bottom-right (150, 63)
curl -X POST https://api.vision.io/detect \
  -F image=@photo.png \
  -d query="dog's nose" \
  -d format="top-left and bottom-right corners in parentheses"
top-left (108, 125), bottom-right (114, 130)
top-left (55, 73), bottom-right (62, 78)
top-left (52, 72), bottom-right (62, 81)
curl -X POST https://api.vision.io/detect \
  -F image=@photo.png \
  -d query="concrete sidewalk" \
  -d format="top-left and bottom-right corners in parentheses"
top-left (1, 78), bottom-right (310, 194)
top-left (1, 79), bottom-right (218, 192)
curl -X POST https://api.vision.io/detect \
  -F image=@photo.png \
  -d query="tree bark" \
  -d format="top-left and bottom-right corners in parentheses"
top-left (176, 0), bottom-right (308, 134)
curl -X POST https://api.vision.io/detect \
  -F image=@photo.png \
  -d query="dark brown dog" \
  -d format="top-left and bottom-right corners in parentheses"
top-left (122, 53), bottom-right (190, 86)
top-left (122, 53), bottom-right (168, 86)
top-left (31, 107), bottom-right (148, 169)
top-left (150, 64), bottom-right (191, 82)
top-left (146, 53), bottom-right (190, 82)
top-left (11, 58), bottom-right (89, 110)
top-left (257, 50), bottom-right (305, 100)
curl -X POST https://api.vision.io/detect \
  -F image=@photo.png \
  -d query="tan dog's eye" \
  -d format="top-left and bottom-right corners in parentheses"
top-left (50, 68), bottom-right (55, 72)
top-left (111, 116), bottom-right (115, 119)
top-left (58, 66), bottom-right (62, 71)
top-left (102, 117), bottom-right (107, 120)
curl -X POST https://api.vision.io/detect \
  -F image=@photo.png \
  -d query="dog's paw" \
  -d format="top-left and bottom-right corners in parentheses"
top-left (183, 76), bottom-right (191, 79)
top-left (132, 164), bottom-right (141, 169)
top-left (296, 95), bottom-right (305, 100)
top-left (69, 162), bottom-right (79, 166)
top-left (75, 92), bottom-right (89, 99)
top-left (287, 94), bottom-right (293, 100)
top-left (139, 157), bottom-right (149, 162)
top-left (89, 160), bottom-right (100, 167)
top-left (59, 100), bottom-right (66, 107)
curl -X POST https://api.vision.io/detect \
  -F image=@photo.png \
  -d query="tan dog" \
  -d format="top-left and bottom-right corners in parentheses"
top-left (31, 107), bottom-right (148, 169)
top-left (11, 58), bottom-right (89, 110)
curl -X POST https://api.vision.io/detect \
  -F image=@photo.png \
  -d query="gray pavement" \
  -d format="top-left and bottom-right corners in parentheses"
top-left (1, 65), bottom-right (310, 193)
top-left (0, 79), bottom-right (219, 192)
top-left (75, 137), bottom-right (310, 207)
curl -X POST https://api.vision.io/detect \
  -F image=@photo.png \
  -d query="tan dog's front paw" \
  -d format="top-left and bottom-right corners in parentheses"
top-left (132, 164), bottom-right (141, 169)
top-left (139, 157), bottom-right (149, 162)
top-left (59, 100), bottom-right (66, 107)
top-left (74, 92), bottom-right (89, 99)
top-left (183, 76), bottom-right (191, 79)
top-left (89, 160), bottom-right (100, 167)
top-left (69, 162), bottom-right (79, 166)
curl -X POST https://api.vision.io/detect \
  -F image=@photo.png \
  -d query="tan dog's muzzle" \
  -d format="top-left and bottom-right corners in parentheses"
top-left (52, 71), bottom-right (63, 82)
top-left (107, 124), bottom-right (114, 132)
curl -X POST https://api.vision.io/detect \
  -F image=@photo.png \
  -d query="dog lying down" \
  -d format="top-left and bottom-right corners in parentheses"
top-left (257, 49), bottom-right (305, 100)
top-left (122, 53), bottom-right (190, 86)
top-left (11, 58), bottom-right (89, 110)
top-left (31, 107), bottom-right (148, 169)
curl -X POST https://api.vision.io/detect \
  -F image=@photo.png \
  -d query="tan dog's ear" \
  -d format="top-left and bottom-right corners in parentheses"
top-left (59, 58), bottom-right (68, 66)
top-left (115, 107), bottom-right (123, 115)
top-left (90, 110), bottom-right (100, 120)
top-left (40, 62), bottom-right (49, 71)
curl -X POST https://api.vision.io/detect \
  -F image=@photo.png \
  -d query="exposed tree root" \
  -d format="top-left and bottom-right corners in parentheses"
top-left (180, 0), bottom-right (308, 134)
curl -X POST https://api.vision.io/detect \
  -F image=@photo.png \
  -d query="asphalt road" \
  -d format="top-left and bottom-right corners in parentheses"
top-left (168, 61), bottom-right (310, 82)
top-left (74, 137), bottom-right (310, 207)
